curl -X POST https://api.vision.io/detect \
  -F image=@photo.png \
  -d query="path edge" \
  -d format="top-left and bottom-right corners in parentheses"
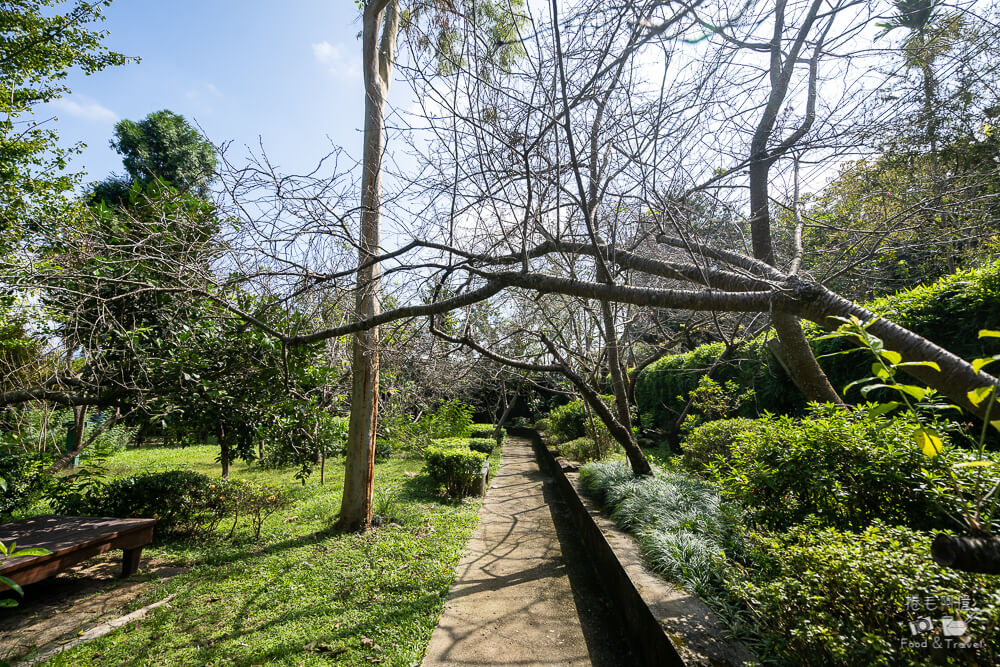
top-left (508, 427), bottom-right (755, 667)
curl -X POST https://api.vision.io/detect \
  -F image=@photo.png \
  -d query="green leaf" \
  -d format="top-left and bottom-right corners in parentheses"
top-left (979, 329), bottom-right (1000, 339)
top-left (967, 386), bottom-right (995, 407)
top-left (896, 360), bottom-right (941, 372)
top-left (866, 402), bottom-right (901, 419)
top-left (9, 547), bottom-right (50, 558)
top-left (0, 575), bottom-right (23, 597)
top-left (972, 356), bottom-right (1000, 373)
top-left (954, 461), bottom-right (996, 469)
top-left (913, 428), bottom-right (944, 457)
top-left (879, 350), bottom-right (902, 365)
top-left (892, 385), bottom-right (927, 401)
top-left (871, 363), bottom-right (891, 379)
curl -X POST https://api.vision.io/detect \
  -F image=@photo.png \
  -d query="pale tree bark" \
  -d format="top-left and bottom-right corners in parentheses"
top-left (337, 0), bottom-right (399, 532)
top-left (745, 0), bottom-right (843, 405)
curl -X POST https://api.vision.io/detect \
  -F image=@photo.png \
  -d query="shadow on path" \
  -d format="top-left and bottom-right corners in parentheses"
top-left (421, 438), bottom-right (632, 667)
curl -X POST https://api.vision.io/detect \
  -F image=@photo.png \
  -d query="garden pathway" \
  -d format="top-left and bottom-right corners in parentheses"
top-left (421, 437), bottom-right (632, 666)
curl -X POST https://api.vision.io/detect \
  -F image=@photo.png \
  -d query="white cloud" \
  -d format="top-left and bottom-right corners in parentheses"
top-left (51, 95), bottom-right (117, 123)
top-left (312, 41), bottom-right (361, 81)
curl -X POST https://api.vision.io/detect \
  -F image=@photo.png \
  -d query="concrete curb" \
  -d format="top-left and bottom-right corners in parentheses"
top-left (508, 427), bottom-right (754, 667)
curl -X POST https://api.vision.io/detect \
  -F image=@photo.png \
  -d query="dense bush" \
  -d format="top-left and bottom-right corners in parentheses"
top-left (548, 395), bottom-right (614, 444)
top-left (468, 423), bottom-right (506, 442)
top-left (635, 261), bottom-right (1000, 431)
top-left (533, 418), bottom-right (551, 433)
top-left (50, 469), bottom-right (290, 540)
top-left (0, 447), bottom-right (45, 520)
top-left (467, 438), bottom-right (496, 455)
top-left (698, 406), bottom-right (952, 531)
top-left (555, 436), bottom-right (622, 462)
top-left (728, 522), bottom-right (1000, 665)
top-left (578, 461), bottom-right (740, 595)
top-left (680, 418), bottom-right (764, 474)
top-left (423, 446), bottom-right (487, 498)
top-left (52, 470), bottom-right (228, 536)
top-left (426, 399), bottom-right (474, 438)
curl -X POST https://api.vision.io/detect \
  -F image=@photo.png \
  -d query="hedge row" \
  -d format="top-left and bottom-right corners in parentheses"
top-left (635, 261), bottom-right (1000, 431)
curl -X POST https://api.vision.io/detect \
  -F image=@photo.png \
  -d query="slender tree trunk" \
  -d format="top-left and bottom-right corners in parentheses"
top-left (219, 423), bottom-right (230, 479)
top-left (495, 389), bottom-right (519, 441)
top-left (337, 0), bottom-right (398, 532)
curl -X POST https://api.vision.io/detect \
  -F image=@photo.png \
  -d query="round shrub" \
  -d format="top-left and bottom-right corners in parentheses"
top-left (548, 395), bottom-right (614, 444)
top-left (423, 446), bottom-right (487, 498)
top-left (533, 418), bottom-right (551, 433)
top-left (681, 418), bottom-right (764, 474)
top-left (467, 438), bottom-right (496, 455)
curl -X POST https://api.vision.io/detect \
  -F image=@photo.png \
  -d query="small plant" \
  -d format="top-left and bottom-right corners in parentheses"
top-left (680, 418), bottom-right (763, 474)
top-left (427, 399), bottom-right (475, 439)
top-left (225, 479), bottom-right (291, 539)
top-left (678, 376), bottom-right (754, 435)
top-left (533, 418), bottom-right (551, 433)
top-left (373, 483), bottom-right (402, 525)
top-left (0, 446), bottom-right (46, 520)
top-left (423, 446), bottom-right (487, 498)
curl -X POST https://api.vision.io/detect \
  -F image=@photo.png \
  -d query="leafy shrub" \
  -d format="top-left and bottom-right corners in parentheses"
top-left (548, 395), bottom-right (614, 444)
top-left (635, 262), bottom-right (1000, 431)
top-left (578, 461), bottom-right (741, 595)
top-left (469, 423), bottom-right (506, 442)
top-left (533, 418), bottom-right (551, 433)
top-left (467, 438), bottom-right (496, 455)
top-left (703, 406), bottom-right (952, 531)
top-left (727, 522), bottom-right (1000, 665)
top-left (79, 421), bottom-right (136, 461)
top-left (424, 446), bottom-right (487, 498)
top-left (51, 470), bottom-right (229, 537)
top-left (681, 418), bottom-right (765, 474)
top-left (224, 479), bottom-right (291, 539)
top-left (556, 436), bottom-right (622, 462)
top-left (679, 376), bottom-right (755, 435)
top-left (0, 447), bottom-right (45, 520)
top-left (427, 399), bottom-right (474, 438)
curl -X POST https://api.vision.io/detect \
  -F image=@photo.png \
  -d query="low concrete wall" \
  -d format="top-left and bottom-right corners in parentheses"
top-left (508, 427), bottom-right (753, 667)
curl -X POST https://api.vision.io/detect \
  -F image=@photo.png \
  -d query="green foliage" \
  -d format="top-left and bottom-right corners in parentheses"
top-left (533, 418), bottom-right (551, 433)
top-left (468, 423), bottom-right (506, 442)
top-left (699, 405), bottom-right (956, 531)
top-left (91, 109), bottom-right (217, 204)
top-left (0, 446), bottom-right (45, 519)
top-left (223, 478), bottom-right (291, 539)
top-left (729, 522), bottom-right (1000, 665)
top-left (548, 395), bottom-right (614, 444)
top-left (0, 532), bottom-right (51, 607)
top-left (0, 0), bottom-right (128, 246)
top-left (467, 438), bottom-right (496, 455)
top-left (636, 262), bottom-right (1000, 432)
top-left (679, 375), bottom-right (755, 435)
top-left (554, 436), bottom-right (620, 463)
top-left (423, 446), bottom-right (487, 498)
top-left (426, 399), bottom-right (475, 439)
top-left (578, 461), bottom-right (740, 596)
top-left (680, 418), bottom-right (764, 474)
top-left (50, 469), bottom-right (230, 537)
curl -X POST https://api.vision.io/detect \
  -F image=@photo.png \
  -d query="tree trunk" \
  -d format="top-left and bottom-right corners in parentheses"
top-left (932, 533), bottom-right (1000, 575)
top-left (771, 310), bottom-right (842, 404)
top-left (495, 389), bottom-right (518, 441)
top-left (219, 423), bottom-right (230, 479)
top-left (336, 0), bottom-right (398, 532)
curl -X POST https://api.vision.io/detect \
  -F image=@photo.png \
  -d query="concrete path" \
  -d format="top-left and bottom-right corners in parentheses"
top-left (422, 437), bottom-right (633, 667)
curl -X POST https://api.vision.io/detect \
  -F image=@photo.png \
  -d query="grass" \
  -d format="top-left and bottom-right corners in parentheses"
top-left (17, 441), bottom-right (489, 666)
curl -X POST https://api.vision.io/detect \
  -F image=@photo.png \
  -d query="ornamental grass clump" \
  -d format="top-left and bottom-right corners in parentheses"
top-left (578, 461), bottom-right (740, 596)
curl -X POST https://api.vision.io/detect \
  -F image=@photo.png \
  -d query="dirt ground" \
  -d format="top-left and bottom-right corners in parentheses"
top-left (421, 437), bottom-right (634, 667)
top-left (0, 556), bottom-right (186, 664)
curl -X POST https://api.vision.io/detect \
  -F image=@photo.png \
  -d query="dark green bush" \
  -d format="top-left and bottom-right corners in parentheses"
top-left (51, 470), bottom-right (229, 537)
top-left (423, 446), bottom-right (487, 498)
top-left (0, 447), bottom-right (45, 520)
top-left (467, 438), bottom-right (496, 454)
top-left (728, 522), bottom-right (1000, 666)
top-left (468, 423), bottom-right (506, 442)
top-left (635, 262), bottom-right (1000, 432)
top-left (548, 395), bottom-right (614, 444)
top-left (702, 406), bottom-right (951, 531)
top-left (533, 418), bottom-right (551, 433)
top-left (680, 418), bottom-right (764, 474)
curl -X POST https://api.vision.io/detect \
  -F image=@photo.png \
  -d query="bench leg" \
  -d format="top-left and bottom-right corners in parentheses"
top-left (122, 547), bottom-right (143, 577)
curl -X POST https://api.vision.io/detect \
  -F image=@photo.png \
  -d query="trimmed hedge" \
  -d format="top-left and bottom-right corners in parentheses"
top-left (468, 423), bottom-right (507, 442)
top-left (467, 438), bottom-right (496, 454)
top-left (548, 395), bottom-right (614, 444)
top-left (636, 261), bottom-right (1000, 431)
top-left (424, 446), bottom-right (487, 498)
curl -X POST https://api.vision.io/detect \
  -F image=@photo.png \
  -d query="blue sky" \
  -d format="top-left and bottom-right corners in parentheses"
top-left (45, 1), bottom-right (378, 189)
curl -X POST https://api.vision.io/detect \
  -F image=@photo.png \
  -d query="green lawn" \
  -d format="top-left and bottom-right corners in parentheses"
top-left (33, 443), bottom-right (487, 666)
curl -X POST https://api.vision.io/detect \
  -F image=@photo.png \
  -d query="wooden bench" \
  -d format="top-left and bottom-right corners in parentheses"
top-left (0, 515), bottom-right (156, 590)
